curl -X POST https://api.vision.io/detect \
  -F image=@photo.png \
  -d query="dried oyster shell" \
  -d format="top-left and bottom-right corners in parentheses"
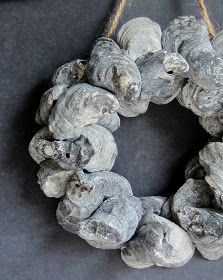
top-left (28, 125), bottom-right (118, 172)
top-left (140, 196), bottom-right (167, 218)
top-left (117, 17), bottom-right (162, 61)
top-left (35, 85), bottom-right (67, 125)
top-left (48, 83), bottom-right (119, 140)
top-left (52, 59), bottom-right (87, 86)
top-left (212, 30), bottom-right (223, 59)
top-left (56, 171), bottom-right (132, 233)
top-left (136, 51), bottom-right (188, 104)
top-left (177, 80), bottom-right (223, 117)
top-left (172, 179), bottom-right (223, 260)
top-left (97, 112), bottom-right (120, 132)
top-left (121, 213), bottom-right (194, 268)
top-left (87, 37), bottom-right (142, 114)
top-left (162, 16), bottom-right (223, 91)
top-left (77, 194), bottom-right (142, 249)
top-left (185, 155), bottom-right (205, 180)
top-left (199, 113), bottom-right (223, 137)
top-left (199, 142), bottom-right (223, 209)
top-left (37, 160), bottom-right (74, 198)
top-left (117, 99), bottom-right (149, 118)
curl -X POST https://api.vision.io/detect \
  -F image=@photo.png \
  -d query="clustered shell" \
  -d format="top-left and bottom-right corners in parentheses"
top-left (29, 15), bottom-right (223, 269)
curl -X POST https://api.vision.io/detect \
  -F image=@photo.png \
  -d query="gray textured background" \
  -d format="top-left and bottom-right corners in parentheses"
top-left (1, 0), bottom-right (222, 279)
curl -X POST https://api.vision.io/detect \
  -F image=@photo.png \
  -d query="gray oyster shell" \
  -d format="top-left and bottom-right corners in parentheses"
top-left (212, 30), bottom-right (223, 59)
top-left (140, 196), bottom-right (167, 218)
top-left (117, 17), bottom-right (162, 61)
top-left (185, 155), bottom-right (205, 180)
top-left (48, 83), bottom-right (119, 140)
top-left (117, 99), bottom-right (149, 118)
top-left (87, 37), bottom-right (142, 116)
top-left (121, 213), bottom-right (194, 268)
top-left (199, 113), bottom-right (223, 137)
top-left (162, 16), bottom-right (223, 91)
top-left (172, 179), bottom-right (223, 260)
top-left (37, 160), bottom-right (74, 198)
top-left (136, 51), bottom-right (188, 104)
top-left (52, 59), bottom-right (87, 86)
top-left (97, 112), bottom-right (120, 132)
top-left (77, 194), bottom-right (142, 249)
top-left (28, 125), bottom-right (118, 172)
top-left (35, 85), bottom-right (67, 125)
top-left (56, 171), bottom-right (132, 233)
top-left (199, 142), bottom-right (223, 209)
top-left (177, 80), bottom-right (223, 117)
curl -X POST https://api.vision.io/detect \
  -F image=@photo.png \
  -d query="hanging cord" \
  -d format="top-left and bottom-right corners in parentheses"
top-left (198, 0), bottom-right (217, 38)
top-left (101, 0), bottom-right (127, 38)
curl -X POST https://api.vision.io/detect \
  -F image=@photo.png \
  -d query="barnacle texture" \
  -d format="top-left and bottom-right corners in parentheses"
top-left (117, 17), bottom-right (162, 61)
top-left (29, 125), bottom-right (118, 172)
top-left (37, 160), bottom-right (74, 198)
top-left (121, 213), bottom-right (194, 268)
top-left (77, 194), bottom-right (142, 249)
top-left (172, 179), bottom-right (223, 260)
top-left (48, 83), bottom-right (119, 140)
top-left (56, 171), bottom-right (133, 234)
top-left (52, 59), bottom-right (87, 86)
top-left (199, 142), bottom-right (223, 209)
top-left (87, 37), bottom-right (142, 116)
top-left (137, 50), bottom-right (188, 104)
top-left (162, 16), bottom-right (223, 91)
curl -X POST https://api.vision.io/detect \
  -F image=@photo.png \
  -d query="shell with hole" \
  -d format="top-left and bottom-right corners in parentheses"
top-left (136, 50), bottom-right (188, 104)
top-left (162, 16), bottom-right (223, 91)
top-left (28, 125), bottom-right (118, 172)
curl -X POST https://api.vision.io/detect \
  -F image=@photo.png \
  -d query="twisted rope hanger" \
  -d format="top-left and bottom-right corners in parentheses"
top-left (198, 0), bottom-right (216, 37)
top-left (103, 0), bottom-right (216, 38)
top-left (102, 0), bottom-right (127, 38)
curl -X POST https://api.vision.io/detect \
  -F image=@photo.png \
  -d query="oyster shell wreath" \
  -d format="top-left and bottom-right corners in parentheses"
top-left (29, 16), bottom-right (223, 269)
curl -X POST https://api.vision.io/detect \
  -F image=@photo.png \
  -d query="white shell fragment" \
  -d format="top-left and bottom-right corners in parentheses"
top-left (37, 160), bottom-right (74, 198)
top-left (56, 171), bottom-right (133, 233)
top-left (117, 17), bottom-right (162, 61)
top-left (77, 194), bottom-right (142, 249)
top-left (35, 85), bottom-right (67, 125)
top-left (172, 179), bottom-right (223, 260)
top-left (121, 213), bottom-right (194, 268)
top-left (87, 37), bottom-right (142, 116)
top-left (28, 125), bottom-right (118, 172)
top-left (137, 51), bottom-right (188, 104)
top-left (48, 83), bottom-right (120, 140)
top-left (52, 59), bottom-right (87, 86)
top-left (162, 16), bottom-right (223, 91)
top-left (199, 142), bottom-right (223, 209)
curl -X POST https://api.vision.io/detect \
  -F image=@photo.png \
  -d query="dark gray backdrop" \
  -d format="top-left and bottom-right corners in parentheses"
top-left (1, 1), bottom-right (222, 279)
